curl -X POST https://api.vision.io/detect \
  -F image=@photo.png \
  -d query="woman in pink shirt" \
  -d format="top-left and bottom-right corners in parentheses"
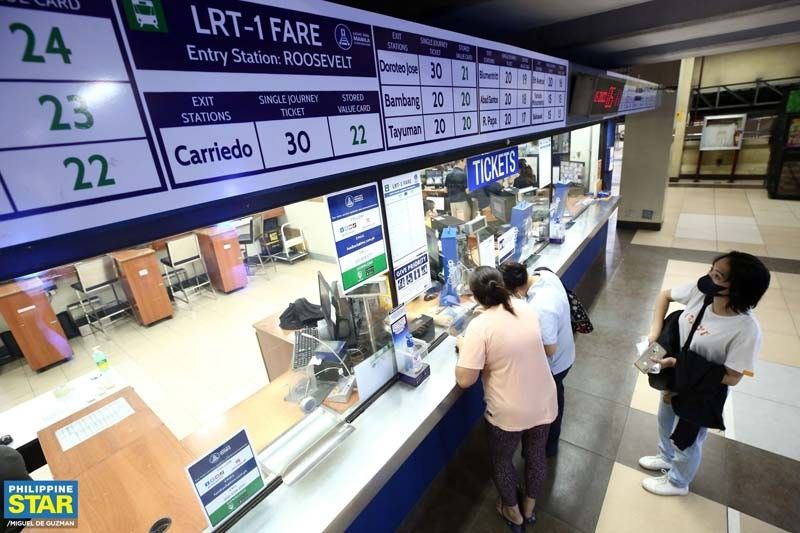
top-left (456, 267), bottom-right (557, 531)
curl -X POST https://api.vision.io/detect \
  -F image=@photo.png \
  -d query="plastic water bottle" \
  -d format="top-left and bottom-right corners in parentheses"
top-left (91, 346), bottom-right (114, 392)
top-left (92, 346), bottom-right (109, 372)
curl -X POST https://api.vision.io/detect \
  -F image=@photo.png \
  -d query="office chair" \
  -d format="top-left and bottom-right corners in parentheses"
top-left (72, 255), bottom-right (131, 335)
top-left (236, 215), bottom-right (270, 276)
top-left (160, 234), bottom-right (216, 307)
top-left (258, 217), bottom-right (279, 273)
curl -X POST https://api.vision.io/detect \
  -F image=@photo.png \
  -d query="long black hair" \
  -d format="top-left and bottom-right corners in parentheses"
top-left (498, 261), bottom-right (528, 293)
top-left (714, 251), bottom-right (770, 313)
top-left (469, 266), bottom-right (515, 316)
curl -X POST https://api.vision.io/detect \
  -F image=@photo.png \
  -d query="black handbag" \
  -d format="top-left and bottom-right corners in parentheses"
top-left (534, 267), bottom-right (593, 334)
top-left (649, 296), bottom-right (712, 391)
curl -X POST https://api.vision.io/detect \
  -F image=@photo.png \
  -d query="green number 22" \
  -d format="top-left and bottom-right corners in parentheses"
top-left (9, 22), bottom-right (72, 64)
top-left (64, 155), bottom-right (115, 191)
top-left (349, 124), bottom-right (366, 146)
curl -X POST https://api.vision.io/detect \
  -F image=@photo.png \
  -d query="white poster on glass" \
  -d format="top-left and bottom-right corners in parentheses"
top-left (538, 137), bottom-right (552, 187)
top-left (382, 172), bottom-right (431, 304)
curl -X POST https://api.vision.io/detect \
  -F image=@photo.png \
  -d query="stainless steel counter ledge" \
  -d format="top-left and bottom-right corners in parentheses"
top-left (229, 197), bottom-right (620, 533)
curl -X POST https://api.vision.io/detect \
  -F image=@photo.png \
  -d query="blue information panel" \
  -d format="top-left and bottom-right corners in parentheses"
top-left (0, 0), bottom-right (568, 249)
top-left (466, 146), bottom-right (519, 191)
top-left (326, 183), bottom-right (389, 292)
top-left (186, 429), bottom-right (265, 527)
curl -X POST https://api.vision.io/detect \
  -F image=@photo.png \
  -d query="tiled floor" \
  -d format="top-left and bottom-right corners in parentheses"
top-left (632, 187), bottom-right (800, 260)
top-left (0, 258), bottom-right (340, 443)
top-left (399, 220), bottom-right (800, 533)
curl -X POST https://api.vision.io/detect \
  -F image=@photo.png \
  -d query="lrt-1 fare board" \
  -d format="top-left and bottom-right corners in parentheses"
top-left (0, 0), bottom-right (567, 249)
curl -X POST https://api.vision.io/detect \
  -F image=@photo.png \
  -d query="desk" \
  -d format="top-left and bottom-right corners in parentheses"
top-left (37, 388), bottom-right (161, 479)
top-left (252, 312), bottom-right (295, 381)
top-left (406, 294), bottom-right (475, 329)
top-left (195, 226), bottom-right (247, 293)
top-left (0, 278), bottom-right (71, 370)
top-left (182, 370), bottom-right (359, 459)
top-left (36, 388), bottom-right (206, 533)
top-left (111, 249), bottom-right (173, 326)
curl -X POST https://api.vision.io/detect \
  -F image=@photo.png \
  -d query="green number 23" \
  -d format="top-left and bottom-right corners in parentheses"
top-left (39, 94), bottom-right (94, 131)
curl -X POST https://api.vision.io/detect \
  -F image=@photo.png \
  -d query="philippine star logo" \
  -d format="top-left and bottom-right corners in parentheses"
top-left (345, 195), bottom-right (355, 208)
top-left (3, 480), bottom-right (78, 528)
top-left (334, 24), bottom-right (353, 50)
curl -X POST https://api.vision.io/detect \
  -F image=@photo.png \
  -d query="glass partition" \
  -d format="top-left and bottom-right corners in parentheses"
top-left (0, 188), bottom-right (393, 488)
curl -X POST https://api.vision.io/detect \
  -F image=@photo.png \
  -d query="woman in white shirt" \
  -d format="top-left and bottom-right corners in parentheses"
top-left (640, 251), bottom-right (770, 496)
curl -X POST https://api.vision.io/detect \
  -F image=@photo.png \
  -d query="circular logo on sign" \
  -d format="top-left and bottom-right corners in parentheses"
top-left (209, 453), bottom-right (220, 464)
top-left (345, 195), bottom-right (355, 208)
top-left (334, 24), bottom-right (353, 50)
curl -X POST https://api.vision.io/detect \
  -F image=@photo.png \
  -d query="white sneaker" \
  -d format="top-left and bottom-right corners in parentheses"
top-left (638, 455), bottom-right (671, 471)
top-left (642, 474), bottom-right (689, 496)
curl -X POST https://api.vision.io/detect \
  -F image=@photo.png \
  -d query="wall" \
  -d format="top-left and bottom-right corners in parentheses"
top-left (284, 198), bottom-right (337, 262)
top-left (671, 44), bottom-right (800, 177)
top-left (668, 57), bottom-right (695, 178)
top-left (679, 138), bottom-right (770, 176)
top-left (568, 124), bottom-right (601, 192)
top-left (691, 43), bottom-right (800, 87)
top-left (618, 61), bottom-right (680, 226)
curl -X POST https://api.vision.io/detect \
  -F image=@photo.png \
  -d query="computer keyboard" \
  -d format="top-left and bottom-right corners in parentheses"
top-left (292, 327), bottom-right (319, 369)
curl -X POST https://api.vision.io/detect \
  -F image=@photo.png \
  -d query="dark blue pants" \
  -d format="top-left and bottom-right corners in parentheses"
top-left (546, 366), bottom-right (571, 456)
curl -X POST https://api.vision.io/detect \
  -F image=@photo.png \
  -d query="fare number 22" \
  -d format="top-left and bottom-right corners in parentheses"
top-left (64, 155), bottom-right (115, 191)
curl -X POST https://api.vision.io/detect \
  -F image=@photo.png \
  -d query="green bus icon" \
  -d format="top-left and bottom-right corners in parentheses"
top-left (123, 0), bottom-right (168, 33)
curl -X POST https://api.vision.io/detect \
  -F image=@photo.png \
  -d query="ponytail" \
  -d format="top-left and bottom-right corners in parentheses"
top-left (470, 267), bottom-right (516, 316)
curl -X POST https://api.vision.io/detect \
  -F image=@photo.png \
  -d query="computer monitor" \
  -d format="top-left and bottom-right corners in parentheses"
top-left (490, 194), bottom-right (517, 223)
top-left (318, 271), bottom-right (336, 336)
top-left (517, 186), bottom-right (535, 203)
top-left (426, 169), bottom-right (443, 187)
top-left (426, 227), bottom-right (442, 280)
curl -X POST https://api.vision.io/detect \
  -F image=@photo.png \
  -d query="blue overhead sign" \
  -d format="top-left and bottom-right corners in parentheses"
top-left (466, 147), bottom-right (519, 191)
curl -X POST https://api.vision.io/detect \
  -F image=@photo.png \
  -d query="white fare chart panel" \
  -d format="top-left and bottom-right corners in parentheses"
top-left (0, 0), bottom-right (568, 248)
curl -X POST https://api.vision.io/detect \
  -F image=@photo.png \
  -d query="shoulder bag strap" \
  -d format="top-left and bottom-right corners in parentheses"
top-left (682, 296), bottom-right (713, 353)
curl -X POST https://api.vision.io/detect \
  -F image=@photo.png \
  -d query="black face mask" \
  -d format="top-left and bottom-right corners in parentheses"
top-left (697, 274), bottom-right (726, 296)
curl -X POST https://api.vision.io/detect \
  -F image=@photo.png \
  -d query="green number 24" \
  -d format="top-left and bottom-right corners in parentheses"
top-left (64, 155), bottom-right (115, 191)
top-left (9, 23), bottom-right (72, 64)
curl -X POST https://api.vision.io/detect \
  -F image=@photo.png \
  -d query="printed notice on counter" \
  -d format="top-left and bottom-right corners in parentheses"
top-left (327, 183), bottom-right (389, 292)
top-left (478, 233), bottom-right (496, 267)
top-left (186, 428), bottom-right (265, 528)
top-left (382, 172), bottom-right (431, 303)
top-left (497, 228), bottom-right (517, 264)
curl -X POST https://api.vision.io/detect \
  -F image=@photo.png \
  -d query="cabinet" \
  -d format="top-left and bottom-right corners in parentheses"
top-left (0, 278), bottom-right (71, 371)
top-left (195, 226), bottom-right (247, 293)
top-left (111, 249), bottom-right (173, 326)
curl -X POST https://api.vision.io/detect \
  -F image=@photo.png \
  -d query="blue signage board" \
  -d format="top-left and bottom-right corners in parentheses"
top-left (326, 183), bottom-right (389, 292)
top-left (466, 147), bottom-right (519, 191)
top-left (186, 428), bottom-right (265, 527)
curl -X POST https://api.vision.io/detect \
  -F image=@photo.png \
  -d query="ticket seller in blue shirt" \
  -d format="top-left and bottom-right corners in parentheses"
top-left (500, 262), bottom-right (575, 457)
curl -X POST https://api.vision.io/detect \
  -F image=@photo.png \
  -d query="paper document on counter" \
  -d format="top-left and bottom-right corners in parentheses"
top-left (55, 397), bottom-right (134, 451)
